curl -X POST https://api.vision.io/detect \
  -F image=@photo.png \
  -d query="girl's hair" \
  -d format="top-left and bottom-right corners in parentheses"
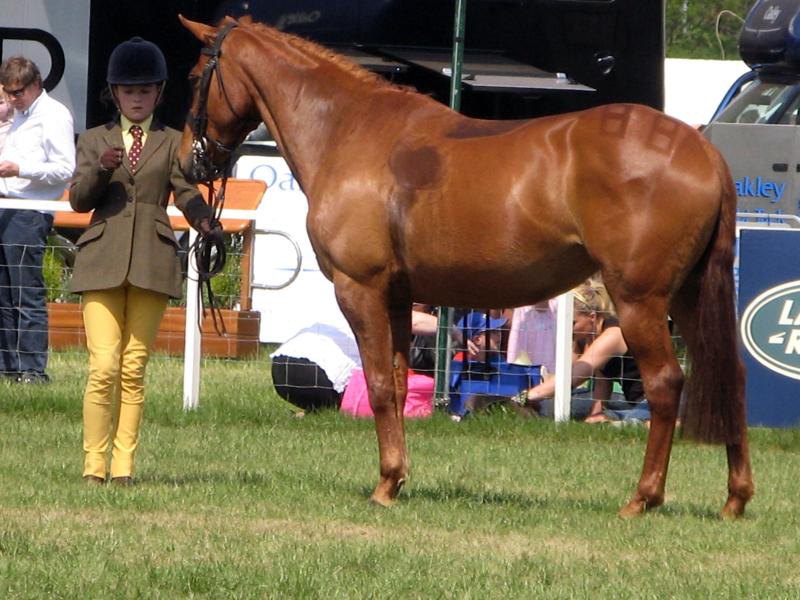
top-left (572, 276), bottom-right (614, 316)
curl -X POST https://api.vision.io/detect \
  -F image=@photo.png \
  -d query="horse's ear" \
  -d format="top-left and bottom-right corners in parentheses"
top-left (178, 14), bottom-right (218, 46)
top-left (222, 15), bottom-right (239, 26)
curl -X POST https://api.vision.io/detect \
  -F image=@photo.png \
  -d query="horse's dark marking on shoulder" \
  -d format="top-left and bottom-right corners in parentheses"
top-left (444, 119), bottom-right (527, 139)
top-left (389, 144), bottom-right (443, 190)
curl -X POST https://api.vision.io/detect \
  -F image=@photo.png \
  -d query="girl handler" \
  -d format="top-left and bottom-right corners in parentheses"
top-left (69, 38), bottom-right (221, 485)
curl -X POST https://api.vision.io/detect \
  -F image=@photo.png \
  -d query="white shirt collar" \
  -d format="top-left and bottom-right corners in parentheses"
top-left (20, 89), bottom-right (46, 118)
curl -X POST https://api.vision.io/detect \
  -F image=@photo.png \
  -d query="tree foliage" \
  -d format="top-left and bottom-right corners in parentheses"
top-left (666, 0), bottom-right (757, 59)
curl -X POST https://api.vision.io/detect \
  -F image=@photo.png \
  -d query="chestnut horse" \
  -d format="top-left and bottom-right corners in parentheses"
top-left (178, 16), bottom-right (753, 518)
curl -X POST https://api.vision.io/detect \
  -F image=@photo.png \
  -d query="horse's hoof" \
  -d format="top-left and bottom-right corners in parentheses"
top-left (369, 492), bottom-right (395, 508)
top-left (369, 477), bottom-right (405, 507)
top-left (720, 497), bottom-right (747, 520)
top-left (618, 499), bottom-right (646, 518)
top-left (619, 493), bottom-right (665, 518)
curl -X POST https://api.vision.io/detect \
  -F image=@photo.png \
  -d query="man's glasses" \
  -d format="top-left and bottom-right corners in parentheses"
top-left (4, 84), bottom-right (28, 98)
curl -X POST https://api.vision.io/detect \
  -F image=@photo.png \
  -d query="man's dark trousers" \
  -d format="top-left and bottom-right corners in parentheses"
top-left (0, 208), bottom-right (54, 377)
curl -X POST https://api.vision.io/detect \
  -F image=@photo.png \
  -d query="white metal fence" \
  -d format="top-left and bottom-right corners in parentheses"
top-left (4, 199), bottom-right (766, 421)
top-left (0, 198), bottom-right (258, 410)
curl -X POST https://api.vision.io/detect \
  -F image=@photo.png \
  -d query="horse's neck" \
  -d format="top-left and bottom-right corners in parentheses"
top-left (240, 43), bottom-right (368, 194)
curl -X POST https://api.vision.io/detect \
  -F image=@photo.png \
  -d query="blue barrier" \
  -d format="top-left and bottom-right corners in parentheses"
top-left (449, 356), bottom-right (541, 416)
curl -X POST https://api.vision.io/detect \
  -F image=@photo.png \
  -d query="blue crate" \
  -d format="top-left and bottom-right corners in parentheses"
top-left (449, 358), bottom-right (541, 416)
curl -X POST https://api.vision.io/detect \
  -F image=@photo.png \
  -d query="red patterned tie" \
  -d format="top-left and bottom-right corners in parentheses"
top-left (128, 125), bottom-right (143, 171)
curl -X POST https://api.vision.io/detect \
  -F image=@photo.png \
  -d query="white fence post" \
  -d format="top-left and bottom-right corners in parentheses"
top-left (554, 291), bottom-right (574, 422)
top-left (182, 227), bottom-right (202, 411)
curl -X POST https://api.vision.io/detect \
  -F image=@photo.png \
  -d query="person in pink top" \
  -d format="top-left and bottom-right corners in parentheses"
top-left (273, 305), bottom-right (452, 418)
top-left (506, 299), bottom-right (558, 374)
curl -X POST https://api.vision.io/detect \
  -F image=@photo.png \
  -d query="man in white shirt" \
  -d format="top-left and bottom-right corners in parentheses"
top-left (0, 57), bottom-right (75, 383)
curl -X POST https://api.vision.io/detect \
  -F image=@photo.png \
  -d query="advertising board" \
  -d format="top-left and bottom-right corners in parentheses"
top-left (738, 228), bottom-right (800, 427)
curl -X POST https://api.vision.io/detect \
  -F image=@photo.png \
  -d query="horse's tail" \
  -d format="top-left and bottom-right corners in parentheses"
top-left (679, 150), bottom-right (745, 445)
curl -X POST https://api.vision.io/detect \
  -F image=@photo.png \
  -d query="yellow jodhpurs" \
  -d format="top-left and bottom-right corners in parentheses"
top-left (81, 285), bottom-right (168, 479)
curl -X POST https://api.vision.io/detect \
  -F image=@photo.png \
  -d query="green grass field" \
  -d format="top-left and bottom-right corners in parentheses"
top-left (1, 349), bottom-right (799, 599)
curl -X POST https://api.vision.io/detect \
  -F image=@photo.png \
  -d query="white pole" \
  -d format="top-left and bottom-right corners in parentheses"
top-left (553, 291), bottom-right (574, 422)
top-left (182, 228), bottom-right (202, 411)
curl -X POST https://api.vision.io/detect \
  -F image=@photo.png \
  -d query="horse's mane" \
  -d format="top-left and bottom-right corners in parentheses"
top-left (237, 17), bottom-right (405, 92)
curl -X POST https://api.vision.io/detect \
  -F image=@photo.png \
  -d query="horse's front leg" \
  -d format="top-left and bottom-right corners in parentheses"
top-left (335, 274), bottom-right (411, 506)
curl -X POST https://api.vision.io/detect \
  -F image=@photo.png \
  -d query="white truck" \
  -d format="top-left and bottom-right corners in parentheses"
top-left (704, 0), bottom-right (800, 218)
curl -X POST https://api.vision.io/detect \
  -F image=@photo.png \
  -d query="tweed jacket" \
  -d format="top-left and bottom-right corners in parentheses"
top-left (69, 120), bottom-right (211, 298)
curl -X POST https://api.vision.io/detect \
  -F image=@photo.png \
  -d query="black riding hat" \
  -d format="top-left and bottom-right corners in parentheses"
top-left (107, 37), bottom-right (168, 85)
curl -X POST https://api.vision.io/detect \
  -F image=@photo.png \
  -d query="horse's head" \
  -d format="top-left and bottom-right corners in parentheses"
top-left (178, 15), bottom-right (260, 184)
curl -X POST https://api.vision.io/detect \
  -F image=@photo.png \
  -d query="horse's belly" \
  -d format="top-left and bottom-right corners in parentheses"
top-left (407, 244), bottom-right (595, 308)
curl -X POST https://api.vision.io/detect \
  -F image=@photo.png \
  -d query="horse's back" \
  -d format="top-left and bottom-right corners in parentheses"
top-left (397, 104), bottom-right (726, 299)
top-left (312, 100), bottom-right (730, 307)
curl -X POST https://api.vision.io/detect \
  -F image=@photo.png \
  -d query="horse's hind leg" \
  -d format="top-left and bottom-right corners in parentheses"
top-left (671, 282), bottom-right (754, 518)
top-left (612, 298), bottom-right (684, 517)
top-left (334, 273), bottom-right (411, 506)
top-left (720, 442), bottom-right (753, 518)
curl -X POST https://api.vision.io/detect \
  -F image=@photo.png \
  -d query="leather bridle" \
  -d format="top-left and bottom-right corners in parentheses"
top-left (186, 21), bottom-right (241, 184)
top-left (185, 21), bottom-right (244, 334)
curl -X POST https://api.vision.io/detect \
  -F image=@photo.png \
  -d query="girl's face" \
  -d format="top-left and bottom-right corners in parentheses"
top-left (0, 90), bottom-right (11, 122)
top-left (572, 309), bottom-right (597, 344)
top-left (113, 83), bottom-right (159, 123)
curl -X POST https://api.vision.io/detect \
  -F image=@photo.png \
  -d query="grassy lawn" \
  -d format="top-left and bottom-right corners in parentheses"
top-left (1, 349), bottom-right (799, 599)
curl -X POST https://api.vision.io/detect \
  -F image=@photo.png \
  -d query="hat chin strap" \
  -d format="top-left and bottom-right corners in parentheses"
top-left (155, 80), bottom-right (166, 105)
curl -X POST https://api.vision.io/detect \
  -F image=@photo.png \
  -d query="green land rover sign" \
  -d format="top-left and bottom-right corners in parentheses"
top-left (741, 280), bottom-right (800, 380)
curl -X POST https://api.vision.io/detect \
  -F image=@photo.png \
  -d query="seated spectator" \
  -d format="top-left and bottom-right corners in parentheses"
top-left (521, 279), bottom-right (651, 425)
top-left (407, 303), bottom-right (447, 377)
top-left (454, 310), bottom-right (507, 363)
top-left (271, 321), bottom-right (360, 413)
top-left (449, 311), bottom-right (545, 417)
top-left (271, 308), bottom-right (449, 417)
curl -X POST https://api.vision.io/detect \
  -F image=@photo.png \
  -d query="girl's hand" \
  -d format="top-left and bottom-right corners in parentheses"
top-left (198, 217), bottom-right (224, 243)
top-left (100, 146), bottom-right (124, 171)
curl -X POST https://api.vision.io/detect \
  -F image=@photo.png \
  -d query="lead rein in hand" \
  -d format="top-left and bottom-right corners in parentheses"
top-left (191, 176), bottom-right (228, 335)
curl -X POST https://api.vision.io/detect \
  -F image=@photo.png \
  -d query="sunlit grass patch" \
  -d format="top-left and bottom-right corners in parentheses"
top-left (1, 350), bottom-right (799, 598)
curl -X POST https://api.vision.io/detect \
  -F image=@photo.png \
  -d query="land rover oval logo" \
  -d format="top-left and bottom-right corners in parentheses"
top-left (741, 280), bottom-right (800, 380)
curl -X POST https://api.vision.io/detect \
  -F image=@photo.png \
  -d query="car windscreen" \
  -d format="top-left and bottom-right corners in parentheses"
top-left (715, 80), bottom-right (800, 125)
